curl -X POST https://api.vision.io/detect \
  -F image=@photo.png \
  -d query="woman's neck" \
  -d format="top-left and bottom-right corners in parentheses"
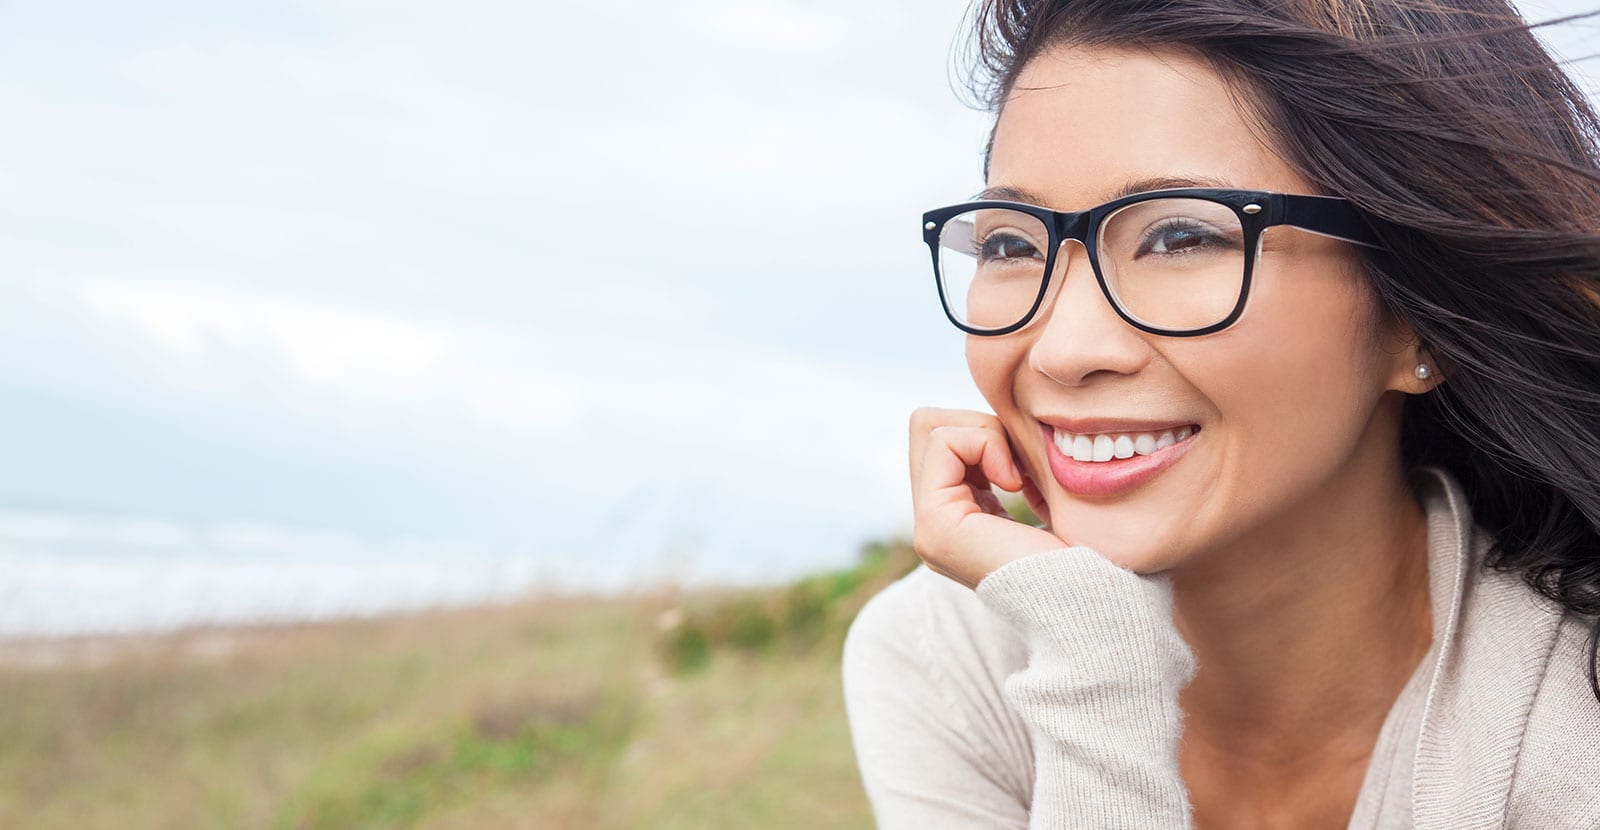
top-left (1169, 453), bottom-right (1434, 793)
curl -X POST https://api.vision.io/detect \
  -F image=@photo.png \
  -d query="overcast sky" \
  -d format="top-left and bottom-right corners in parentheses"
top-left (2, 0), bottom-right (1596, 595)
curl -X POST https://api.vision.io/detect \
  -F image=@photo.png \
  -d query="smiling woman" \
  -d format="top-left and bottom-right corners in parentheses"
top-left (843, 0), bottom-right (1600, 828)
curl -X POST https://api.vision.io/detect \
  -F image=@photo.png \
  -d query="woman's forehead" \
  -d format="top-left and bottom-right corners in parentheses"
top-left (987, 44), bottom-right (1300, 205)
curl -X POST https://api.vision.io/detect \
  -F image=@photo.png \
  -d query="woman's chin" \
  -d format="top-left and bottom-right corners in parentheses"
top-left (1055, 534), bottom-right (1185, 576)
top-left (1046, 498), bottom-right (1201, 576)
top-left (1104, 549), bottom-right (1178, 576)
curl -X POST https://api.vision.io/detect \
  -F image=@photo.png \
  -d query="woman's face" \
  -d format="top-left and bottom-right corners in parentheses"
top-left (972, 44), bottom-right (1420, 573)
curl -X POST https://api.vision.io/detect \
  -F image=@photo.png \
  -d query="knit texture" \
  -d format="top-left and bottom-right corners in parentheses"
top-left (841, 465), bottom-right (1600, 829)
top-left (975, 547), bottom-right (1196, 827)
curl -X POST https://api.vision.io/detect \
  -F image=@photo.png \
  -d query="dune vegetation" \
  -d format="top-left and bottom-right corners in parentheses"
top-left (0, 538), bottom-right (922, 829)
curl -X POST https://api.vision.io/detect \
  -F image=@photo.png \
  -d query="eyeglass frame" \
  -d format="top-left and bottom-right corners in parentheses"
top-left (921, 186), bottom-right (1388, 337)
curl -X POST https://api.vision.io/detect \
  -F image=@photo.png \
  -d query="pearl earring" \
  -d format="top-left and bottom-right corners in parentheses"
top-left (1415, 363), bottom-right (1432, 380)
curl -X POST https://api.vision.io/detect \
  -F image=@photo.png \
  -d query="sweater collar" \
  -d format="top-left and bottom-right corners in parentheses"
top-left (1407, 464), bottom-right (1567, 829)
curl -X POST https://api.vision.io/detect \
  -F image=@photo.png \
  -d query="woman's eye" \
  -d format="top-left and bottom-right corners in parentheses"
top-left (1138, 220), bottom-right (1232, 256)
top-left (978, 233), bottom-right (1040, 262)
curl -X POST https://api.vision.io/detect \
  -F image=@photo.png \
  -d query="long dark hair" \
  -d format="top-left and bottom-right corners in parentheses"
top-left (957, 0), bottom-right (1600, 702)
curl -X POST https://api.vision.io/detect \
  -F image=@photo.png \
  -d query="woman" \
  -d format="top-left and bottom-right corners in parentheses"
top-left (842, 0), bottom-right (1600, 827)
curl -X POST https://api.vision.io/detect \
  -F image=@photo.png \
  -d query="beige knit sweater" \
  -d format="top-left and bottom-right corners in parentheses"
top-left (842, 465), bottom-right (1600, 828)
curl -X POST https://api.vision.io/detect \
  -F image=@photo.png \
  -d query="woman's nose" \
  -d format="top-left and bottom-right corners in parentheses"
top-left (1027, 239), bottom-right (1153, 385)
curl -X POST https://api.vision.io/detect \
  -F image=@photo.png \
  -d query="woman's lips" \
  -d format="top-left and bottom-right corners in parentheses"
top-left (1039, 423), bottom-right (1200, 499)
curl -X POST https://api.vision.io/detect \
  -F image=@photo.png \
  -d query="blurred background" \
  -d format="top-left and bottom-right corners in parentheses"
top-left (1, 0), bottom-right (1596, 827)
top-left (0, 0), bottom-right (997, 637)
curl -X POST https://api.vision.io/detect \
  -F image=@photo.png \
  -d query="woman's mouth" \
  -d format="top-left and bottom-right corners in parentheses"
top-left (1038, 423), bottom-right (1201, 499)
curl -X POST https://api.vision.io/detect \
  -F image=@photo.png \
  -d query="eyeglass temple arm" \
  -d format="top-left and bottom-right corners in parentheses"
top-left (943, 217), bottom-right (975, 251)
top-left (1279, 195), bottom-right (1386, 249)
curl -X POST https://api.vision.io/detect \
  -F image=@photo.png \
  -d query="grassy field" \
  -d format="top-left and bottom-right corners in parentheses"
top-left (0, 540), bottom-right (921, 829)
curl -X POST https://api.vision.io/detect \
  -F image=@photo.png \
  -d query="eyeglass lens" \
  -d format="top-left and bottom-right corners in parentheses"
top-left (937, 197), bottom-right (1249, 333)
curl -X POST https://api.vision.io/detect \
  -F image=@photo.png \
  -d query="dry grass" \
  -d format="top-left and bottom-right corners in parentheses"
top-left (0, 540), bottom-right (919, 829)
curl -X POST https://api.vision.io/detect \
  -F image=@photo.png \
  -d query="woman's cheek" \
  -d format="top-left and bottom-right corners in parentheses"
top-left (965, 337), bottom-right (1025, 411)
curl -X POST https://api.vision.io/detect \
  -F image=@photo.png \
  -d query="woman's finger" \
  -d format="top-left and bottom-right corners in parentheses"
top-left (910, 423), bottom-right (1066, 590)
top-left (915, 426), bottom-right (1023, 542)
top-left (908, 407), bottom-right (1001, 493)
top-left (1020, 468), bottom-right (1053, 530)
top-left (921, 425), bottom-right (1023, 503)
top-left (965, 463), bottom-right (1009, 517)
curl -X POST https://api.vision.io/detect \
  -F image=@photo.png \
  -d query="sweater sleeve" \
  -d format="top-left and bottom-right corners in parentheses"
top-left (842, 568), bottom-right (1034, 828)
top-left (973, 546), bottom-right (1198, 828)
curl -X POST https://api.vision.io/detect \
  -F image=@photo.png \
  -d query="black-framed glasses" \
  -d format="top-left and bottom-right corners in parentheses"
top-left (922, 187), bottom-right (1386, 336)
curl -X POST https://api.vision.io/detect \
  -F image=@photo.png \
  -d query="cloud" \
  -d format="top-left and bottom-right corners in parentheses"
top-left (0, 0), bottom-right (1105, 629)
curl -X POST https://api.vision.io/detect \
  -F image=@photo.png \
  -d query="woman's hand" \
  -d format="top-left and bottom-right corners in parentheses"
top-left (909, 407), bottom-right (1070, 590)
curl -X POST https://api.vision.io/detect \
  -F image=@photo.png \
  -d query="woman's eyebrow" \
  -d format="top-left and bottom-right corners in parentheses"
top-left (975, 174), bottom-right (1236, 206)
top-left (974, 183), bottom-right (1050, 203)
top-left (1106, 174), bottom-right (1235, 200)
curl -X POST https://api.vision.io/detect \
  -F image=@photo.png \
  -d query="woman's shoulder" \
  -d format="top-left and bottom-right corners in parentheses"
top-left (840, 563), bottom-right (1037, 820)
top-left (841, 561), bottom-right (1032, 742)
top-left (1410, 466), bottom-right (1600, 827)
top-left (1527, 610), bottom-right (1600, 734)
top-left (1504, 609), bottom-right (1600, 824)
top-left (843, 562), bottom-right (1028, 679)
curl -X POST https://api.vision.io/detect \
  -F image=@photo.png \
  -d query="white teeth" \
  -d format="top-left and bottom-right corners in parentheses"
top-left (1051, 424), bottom-right (1198, 463)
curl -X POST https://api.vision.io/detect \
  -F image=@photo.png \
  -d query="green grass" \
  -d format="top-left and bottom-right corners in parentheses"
top-left (0, 539), bottom-right (921, 829)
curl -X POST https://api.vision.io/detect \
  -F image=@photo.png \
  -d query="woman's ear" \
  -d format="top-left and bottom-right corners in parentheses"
top-left (1408, 345), bottom-right (1447, 393)
top-left (1379, 312), bottom-right (1446, 394)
